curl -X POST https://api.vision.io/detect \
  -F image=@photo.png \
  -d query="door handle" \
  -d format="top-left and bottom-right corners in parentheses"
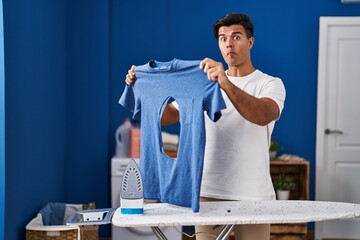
top-left (324, 129), bottom-right (343, 135)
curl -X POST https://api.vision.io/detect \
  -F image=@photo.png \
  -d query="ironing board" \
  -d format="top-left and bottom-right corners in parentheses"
top-left (67, 200), bottom-right (360, 240)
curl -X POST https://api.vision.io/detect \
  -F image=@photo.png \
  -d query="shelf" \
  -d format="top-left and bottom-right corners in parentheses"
top-left (270, 158), bottom-right (310, 239)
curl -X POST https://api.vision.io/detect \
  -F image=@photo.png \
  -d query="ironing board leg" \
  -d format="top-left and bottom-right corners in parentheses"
top-left (151, 224), bottom-right (234, 240)
top-left (151, 226), bottom-right (168, 240)
top-left (214, 224), bottom-right (234, 240)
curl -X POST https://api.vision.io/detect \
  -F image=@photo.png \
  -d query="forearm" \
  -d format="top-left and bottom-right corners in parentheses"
top-left (222, 81), bottom-right (279, 126)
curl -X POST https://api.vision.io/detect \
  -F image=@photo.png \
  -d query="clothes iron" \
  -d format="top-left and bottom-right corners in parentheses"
top-left (120, 159), bottom-right (144, 214)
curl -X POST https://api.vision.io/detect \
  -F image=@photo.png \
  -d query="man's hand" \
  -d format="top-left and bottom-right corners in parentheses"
top-left (199, 58), bottom-right (230, 89)
top-left (125, 65), bottom-right (136, 85)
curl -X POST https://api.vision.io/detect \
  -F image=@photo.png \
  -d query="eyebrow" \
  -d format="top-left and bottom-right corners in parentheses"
top-left (218, 31), bottom-right (243, 37)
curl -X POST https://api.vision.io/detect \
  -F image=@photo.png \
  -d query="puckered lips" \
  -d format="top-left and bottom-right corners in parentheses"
top-left (227, 51), bottom-right (236, 57)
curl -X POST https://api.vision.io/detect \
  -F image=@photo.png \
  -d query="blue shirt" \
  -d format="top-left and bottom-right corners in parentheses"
top-left (119, 59), bottom-right (226, 212)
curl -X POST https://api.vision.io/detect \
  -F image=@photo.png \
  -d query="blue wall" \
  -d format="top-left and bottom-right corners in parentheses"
top-left (2, 0), bottom-right (360, 239)
top-left (0, 0), bottom-right (5, 239)
top-left (64, 0), bottom-right (110, 234)
top-left (3, 0), bottom-right (110, 239)
top-left (4, 1), bottom-right (66, 239)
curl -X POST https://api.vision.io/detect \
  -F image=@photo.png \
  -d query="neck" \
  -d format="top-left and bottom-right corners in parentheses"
top-left (227, 64), bottom-right (256, 77)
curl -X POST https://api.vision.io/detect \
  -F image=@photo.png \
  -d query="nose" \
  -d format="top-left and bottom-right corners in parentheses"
top-left (226, 39), bottom-right (233, 48)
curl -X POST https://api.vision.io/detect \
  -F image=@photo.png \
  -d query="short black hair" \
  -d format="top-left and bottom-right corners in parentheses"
top-left (212, 13), bottom-right (254, 40)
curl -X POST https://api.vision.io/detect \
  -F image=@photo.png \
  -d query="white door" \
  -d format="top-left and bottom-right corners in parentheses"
top-left (316, 17), bottom-right (360, 239)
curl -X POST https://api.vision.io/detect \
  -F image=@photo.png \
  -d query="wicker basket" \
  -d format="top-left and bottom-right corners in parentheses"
top-left (26, 202), bottom-right (98, 240)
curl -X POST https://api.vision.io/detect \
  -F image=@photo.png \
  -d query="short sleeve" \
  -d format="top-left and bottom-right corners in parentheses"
top-left (203, 81), bottom-right (227, 122)
top-left (259, 77), bottom-right (286, 118)
top-left (119, 84), bottom-right (141, 120)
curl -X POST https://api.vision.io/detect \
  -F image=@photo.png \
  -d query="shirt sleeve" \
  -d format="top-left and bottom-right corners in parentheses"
top-left (118, 84), bottom-right (141, 120)
top-left (259, 77), bottom-right (286, 119)
top-left (203, 81), bottom-right (227, 122)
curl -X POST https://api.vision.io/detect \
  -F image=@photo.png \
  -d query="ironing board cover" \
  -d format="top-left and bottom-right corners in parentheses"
top-left (112, 200), bottom-right (360, 227)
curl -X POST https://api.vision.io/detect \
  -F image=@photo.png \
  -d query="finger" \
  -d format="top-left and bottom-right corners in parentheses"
top-left (126, 78), bottom-right (135, 86)
top-left (199, 59), bottom-right (207, 69)
top-left (208, 70), bottom-right (215, 81)
top-left (130, 65), bottom-right (136, 77)
top-left (199, 58), bottom-right (211, 70)
top-left (128, 69), bottom-right (135, 79)
top-left (206, 67), bottom-right (214, 80)
top-left (125, 74), bottom-right (132, 85)
top-left (207, 68), bottom-right (218, 81)
top-left (203, 62), bottom-right (209, 73)
top-left (207, 71), bottom-right (211, 80)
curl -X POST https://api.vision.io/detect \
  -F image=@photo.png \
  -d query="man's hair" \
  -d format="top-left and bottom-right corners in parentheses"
top-left (212, 13), bottom-right (254, 40)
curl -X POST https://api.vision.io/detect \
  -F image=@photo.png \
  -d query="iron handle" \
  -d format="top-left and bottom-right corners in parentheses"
top-left (325, 128), bottom-right (343, 135)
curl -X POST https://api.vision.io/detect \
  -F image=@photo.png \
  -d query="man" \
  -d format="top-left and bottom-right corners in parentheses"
top-left (125, 13), bottom-right (285, 240)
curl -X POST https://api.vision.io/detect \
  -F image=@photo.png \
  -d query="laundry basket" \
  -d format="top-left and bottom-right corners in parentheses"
top-left (26, 202), bottom-right (98, 240)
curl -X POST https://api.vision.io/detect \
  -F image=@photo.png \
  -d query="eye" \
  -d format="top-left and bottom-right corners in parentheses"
top-left (234, 35), bottom-right (241, 40)
top-left (219, 37), bottom-right (226, 42)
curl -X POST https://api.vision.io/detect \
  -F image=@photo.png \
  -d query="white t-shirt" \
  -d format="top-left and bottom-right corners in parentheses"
top-left (200, 69), bottom-right (286, 201)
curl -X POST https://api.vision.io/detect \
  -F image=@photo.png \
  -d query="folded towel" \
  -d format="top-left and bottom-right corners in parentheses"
top-left (163, 143), bottom-right (178, 151)
top-left (161, 132), bottom-right (179, 146)
top-left (39, 203), bottom-right (66, 226)
top-left (63, 204), bottom-right (83, 224)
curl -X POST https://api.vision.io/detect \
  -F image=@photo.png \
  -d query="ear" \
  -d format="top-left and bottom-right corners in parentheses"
top-left (248, 37), bottom-right (255, 49)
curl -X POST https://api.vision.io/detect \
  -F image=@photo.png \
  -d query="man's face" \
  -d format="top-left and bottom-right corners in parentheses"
top-left (218, 24), bottom-right (254, 68)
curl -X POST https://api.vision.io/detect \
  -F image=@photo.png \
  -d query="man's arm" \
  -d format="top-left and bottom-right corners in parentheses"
top-left (221, 81), bottom-right (279, 126)
top-left (200, 58), bottom-right (279, 126)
